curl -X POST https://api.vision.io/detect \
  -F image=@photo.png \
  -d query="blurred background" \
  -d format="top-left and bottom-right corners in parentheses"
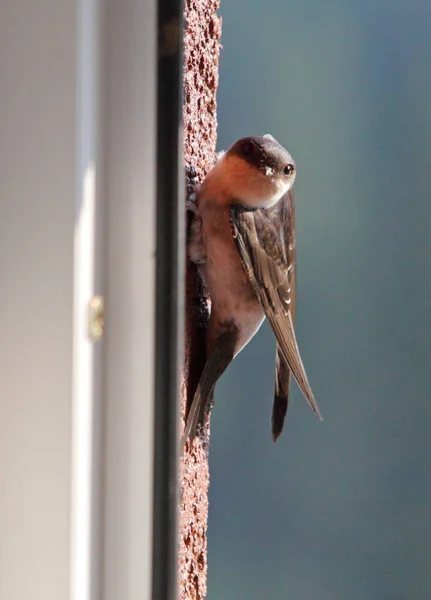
top-left (208, 1), bottom-right (431, 598)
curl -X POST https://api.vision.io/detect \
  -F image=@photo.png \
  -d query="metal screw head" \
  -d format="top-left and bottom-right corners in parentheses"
top-left (89, 295), bottom-right (104, 341)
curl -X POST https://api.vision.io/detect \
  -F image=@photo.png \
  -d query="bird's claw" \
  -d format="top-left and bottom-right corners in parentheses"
top-left (185, 164), bottom-right (199, 212)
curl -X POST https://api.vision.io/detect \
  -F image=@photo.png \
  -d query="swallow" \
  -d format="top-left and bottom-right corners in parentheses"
top-left (184, 134), bottom-right (321, 445)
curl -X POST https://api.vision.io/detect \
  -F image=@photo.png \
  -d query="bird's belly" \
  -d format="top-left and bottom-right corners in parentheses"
top-left (201, 235), bottom-right (265, 356)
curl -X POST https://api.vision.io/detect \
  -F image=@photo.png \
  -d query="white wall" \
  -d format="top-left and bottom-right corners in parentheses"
top-left (0, 1), bottom-right (76, 599)
top-left (0, 0), bottom-right (156, 598)
top-left (102, 0), bottom-right (156, 597)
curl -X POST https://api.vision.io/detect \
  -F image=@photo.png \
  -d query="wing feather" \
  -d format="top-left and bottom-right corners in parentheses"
top-left (231, 190), bottom-right (322, 420)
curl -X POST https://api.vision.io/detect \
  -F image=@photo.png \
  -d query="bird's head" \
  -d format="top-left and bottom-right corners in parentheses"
top-left (201, 134), bottom-right (296, 209)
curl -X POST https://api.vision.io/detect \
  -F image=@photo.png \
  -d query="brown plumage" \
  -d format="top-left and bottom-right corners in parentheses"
top-left (231, 190), bottom-right (322, 439)
top-left (183, 135), bottom-right (321, 446)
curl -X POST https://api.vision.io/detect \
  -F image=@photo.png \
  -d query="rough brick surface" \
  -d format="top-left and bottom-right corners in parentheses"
top-left (183, 0), bottom-right (221, 181)
top-left (179, 1), bottom-right (222, 598)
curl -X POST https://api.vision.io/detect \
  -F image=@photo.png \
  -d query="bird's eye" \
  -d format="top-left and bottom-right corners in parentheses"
top-left (242, 141), bottom-right (254, 157)
top-left (284, 164), bottom-right (295, 176)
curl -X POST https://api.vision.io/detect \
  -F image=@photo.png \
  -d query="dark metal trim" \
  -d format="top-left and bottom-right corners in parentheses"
top-left (152, 0), bottom-right (184, 597)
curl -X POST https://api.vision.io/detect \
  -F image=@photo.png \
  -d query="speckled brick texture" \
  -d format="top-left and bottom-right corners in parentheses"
top-left (180, 1), bottom-right (222, 598)
top-left (183, 0), bottom-right (221, 181)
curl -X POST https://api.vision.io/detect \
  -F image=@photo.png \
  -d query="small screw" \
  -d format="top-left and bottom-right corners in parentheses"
top-left (89, 296), bottom-right (104, 341)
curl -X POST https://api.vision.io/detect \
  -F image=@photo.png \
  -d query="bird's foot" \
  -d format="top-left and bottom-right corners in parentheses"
top-left (185, 164), bottom-right (199, 210)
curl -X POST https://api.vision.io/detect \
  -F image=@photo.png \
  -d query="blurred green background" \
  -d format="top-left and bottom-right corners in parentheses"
top-left (207, 1), bottom-right (431, 598)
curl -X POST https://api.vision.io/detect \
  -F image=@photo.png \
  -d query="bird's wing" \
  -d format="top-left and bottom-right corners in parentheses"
top-left (272, 345), bottom-right (292, 440)
top-left (182, 324), bottom-right (238, 447)
top-left (272, 192), bottom-right (296, 440)
top-left (231, 189), bottom-right (322, 420)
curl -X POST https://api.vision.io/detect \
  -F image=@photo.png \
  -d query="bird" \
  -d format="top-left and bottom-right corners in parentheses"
top-left (184, 134), bottom-right (321, 446)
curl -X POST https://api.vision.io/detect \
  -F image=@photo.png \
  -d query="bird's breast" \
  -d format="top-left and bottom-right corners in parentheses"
top-left (198, 199), bottom-right (265, 354)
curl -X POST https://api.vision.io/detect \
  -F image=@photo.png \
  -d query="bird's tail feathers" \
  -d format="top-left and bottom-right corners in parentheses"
top-left (182, 327), bottom-right (237, 448)
top-left (271, 345), bottom-right (291, 441)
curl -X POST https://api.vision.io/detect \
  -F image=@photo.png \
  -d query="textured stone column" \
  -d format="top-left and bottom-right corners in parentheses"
top-left (179, 1), bottom-right (222, 598)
